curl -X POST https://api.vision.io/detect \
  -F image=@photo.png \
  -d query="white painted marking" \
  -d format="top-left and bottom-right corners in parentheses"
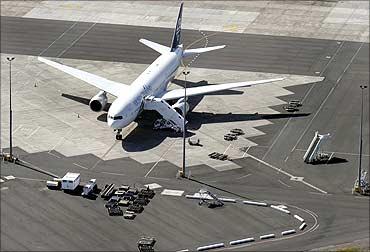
top-left (242, 200), bottom-right (268, 207)
top-left (1, 187), bottom-right (9, 191)
top-left (276, 205), bottom-right (288, 209)
top-left (325, 55), bottom-right (331, 59)
top-left (315, 71), bottom-right (320, 74)
top-left (294, 214), bottom-right (304, 222)
top-left (177, 250), bottom-right (189, 252)
top-left (144, 183), bottom-right (162, 190)
top-left (299, 222), bottom-right (307, 230)
top-left (12, 125), bottom-right (23, 134)
top-left (219, 198), bottom-right (236, 203)
top-left (57, 22), bottom-right (96, 58)
top-left (242, 146), bottom-right (251, 158)
top-left (145, 138), bottom-right (177, 177)
top-left (73, 162), bottom-right (89, 170)
top-left (236, 173), bottom-right (252, 180)
top-left (197, 243), bottom-right (224, 251)
top-left (47, 151), bottom-right (61, 159)
top-left (309, 223), bottom-right (320, 233)
top-left (290, 176), bottom-right (304, 182)
top-left (271, 205), bottom-right (290, 214)
top-left (39, 22), bottom-right (78, 56)
top-left (260, 234), bottom-right (275, 240)
top-left (4, 175), bottom-right (15, 180)
top-left (284, 156), bottom-right (289, 162)
top-left (281, 229), bottom-right (296, 236)
top-left (229, 237), bottom-right (254, 245)
top-left (278, 179), bottom-right (292, 188)
top-left (247, 154), bottom-right (328, 194)
top-left (0, 179), bottom-right (4, 183)
top-left (27, 126), bottom-right (41, 139)
top-left (161, 189), bottom-right (184, 197)
top-left (15, 177), bottom-right (46, 182)
top-left (49, 128), bottom-right (73, 155)
top-left (223, 144), bottom-right (232, 155)
top-left (101, 172), bottom-right (125, 176)
top-left (291, 42), bottom-right (363, 154)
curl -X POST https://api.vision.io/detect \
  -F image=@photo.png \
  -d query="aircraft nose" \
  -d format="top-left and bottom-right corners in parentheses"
top-left (107, 118), bottom-right (118, 129)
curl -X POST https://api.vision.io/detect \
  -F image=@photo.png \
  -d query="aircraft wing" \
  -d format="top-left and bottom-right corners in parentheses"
top-left (38, 57), bottom-right (128, 97)
top-left (160, 77), bottom-right (285, 100)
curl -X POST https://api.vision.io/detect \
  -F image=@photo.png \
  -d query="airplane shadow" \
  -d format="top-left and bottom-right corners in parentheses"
top-left (61, 80), bottom-right (310, 152)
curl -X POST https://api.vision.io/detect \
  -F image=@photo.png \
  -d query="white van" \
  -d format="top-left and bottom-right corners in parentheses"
top-left (61, 172), bottom-right (80, 191)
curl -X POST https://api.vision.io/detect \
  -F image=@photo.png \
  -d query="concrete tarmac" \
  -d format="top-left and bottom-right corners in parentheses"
top-left (1, 15), bottom-right (369, 251)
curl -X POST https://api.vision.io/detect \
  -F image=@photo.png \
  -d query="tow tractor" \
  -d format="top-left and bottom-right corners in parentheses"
top-left (81, 179), bottom-right (97, 197)
top-left (137, 237), bottom-right (156, 252)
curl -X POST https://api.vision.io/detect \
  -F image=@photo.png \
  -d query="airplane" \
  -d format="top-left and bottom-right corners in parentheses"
top-left (38, 2), bottom-right (285, 140)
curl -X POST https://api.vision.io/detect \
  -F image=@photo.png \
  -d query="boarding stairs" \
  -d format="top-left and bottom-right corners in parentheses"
top-left (303, 131), bottom-right (330, 163)
top-left (144, 96), bottom-right (186, 132)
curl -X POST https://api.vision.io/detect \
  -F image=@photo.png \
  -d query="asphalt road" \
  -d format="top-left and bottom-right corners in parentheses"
top-left (1, 15), bottom-right (369, 251)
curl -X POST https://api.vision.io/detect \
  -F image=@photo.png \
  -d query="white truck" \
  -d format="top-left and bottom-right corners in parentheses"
top-left (61, 172), bottom-right (80, 191)
top-left (82, 179), bottom-right (97, 197)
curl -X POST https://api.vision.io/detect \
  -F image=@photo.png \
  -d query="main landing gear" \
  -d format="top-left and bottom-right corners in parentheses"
top-left (115, 129), bottom-right (123, 140)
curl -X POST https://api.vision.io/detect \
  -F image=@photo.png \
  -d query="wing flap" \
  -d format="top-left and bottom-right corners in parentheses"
top-left (160, 78), bottom-right (285, 100)
top-left (38, 57), bottom-right (128, 97)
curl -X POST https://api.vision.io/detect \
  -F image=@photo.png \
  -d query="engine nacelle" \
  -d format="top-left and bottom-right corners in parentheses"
top-left (171, 98), bottom-right (189, 116)
top-left (89, 91), bottom-right (108, 112)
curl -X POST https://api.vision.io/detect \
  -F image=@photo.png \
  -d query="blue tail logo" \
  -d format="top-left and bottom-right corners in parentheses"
top-left (170, 2), bottom-right (183, 52)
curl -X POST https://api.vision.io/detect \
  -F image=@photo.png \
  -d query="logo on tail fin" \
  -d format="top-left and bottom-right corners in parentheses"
top-left (170, 2), bottom-right (183, 52)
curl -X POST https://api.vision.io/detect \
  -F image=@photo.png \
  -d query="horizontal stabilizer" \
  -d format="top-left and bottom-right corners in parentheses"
top-left (139, 39), bottom-right (170, 55)
top-left (183, 45), bottom-right (226, 57)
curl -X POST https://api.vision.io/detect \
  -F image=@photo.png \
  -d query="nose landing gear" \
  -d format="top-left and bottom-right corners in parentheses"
top-left (115, 129), bottom-right (123, 140)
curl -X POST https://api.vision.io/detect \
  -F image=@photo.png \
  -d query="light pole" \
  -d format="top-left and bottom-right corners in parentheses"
top-left (6, 57), bottom-right (15, 160)
top-left (6, 57), bottom-right (15, 161)
top-left (358, 85), bottom-right (367, 191)
top-left (181, 69), bottom-right (190, 178)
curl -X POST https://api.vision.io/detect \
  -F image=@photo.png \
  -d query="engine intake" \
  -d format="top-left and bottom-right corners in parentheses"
top-left (89, 91), bottom-right (108, 112)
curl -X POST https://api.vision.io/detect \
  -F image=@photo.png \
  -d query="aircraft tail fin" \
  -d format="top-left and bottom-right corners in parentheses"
top-left (170, 2), bottom-right (183, 52)
top-left (182, 45), bottom-right (226, 57)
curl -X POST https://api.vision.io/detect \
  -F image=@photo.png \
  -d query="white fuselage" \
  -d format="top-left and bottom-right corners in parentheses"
top-left (107, 46), bottom-right (183, 129)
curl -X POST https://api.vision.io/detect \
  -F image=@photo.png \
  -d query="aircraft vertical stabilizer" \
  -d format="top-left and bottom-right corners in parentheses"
top-left (170, 2), bottom-right (183, 51)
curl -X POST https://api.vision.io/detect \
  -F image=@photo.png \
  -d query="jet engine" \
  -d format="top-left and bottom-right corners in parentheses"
top-left (171, 98), bottom-right (189, 116)
top-left (89, 91), bottom-right (108, 112)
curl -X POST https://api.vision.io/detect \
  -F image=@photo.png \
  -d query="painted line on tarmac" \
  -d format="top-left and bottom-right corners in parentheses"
top-left (222, 205), bottom-right (319, 250)
top-left (101, 172), bottom-right (125, 176)
top-left (223, 144), bottom-right (232, 155)
top-left (236, 173), bottom-right (252, 180)
top-left (278, 179), bottom-right (291, 188)
top-left (246, 153), bottom-right (328, 194)
top-left (39, 22), bottom-right (78, 56)
top-left (145, 138), bottom-right (178, 178)
top-left (291, 42), bottom-right (364, 154)
top-left (73, 162), bottom-right (89, 170)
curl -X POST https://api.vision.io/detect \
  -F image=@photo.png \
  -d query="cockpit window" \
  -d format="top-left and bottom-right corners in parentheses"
top-left (108, 115), bottom-right (123, 120)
